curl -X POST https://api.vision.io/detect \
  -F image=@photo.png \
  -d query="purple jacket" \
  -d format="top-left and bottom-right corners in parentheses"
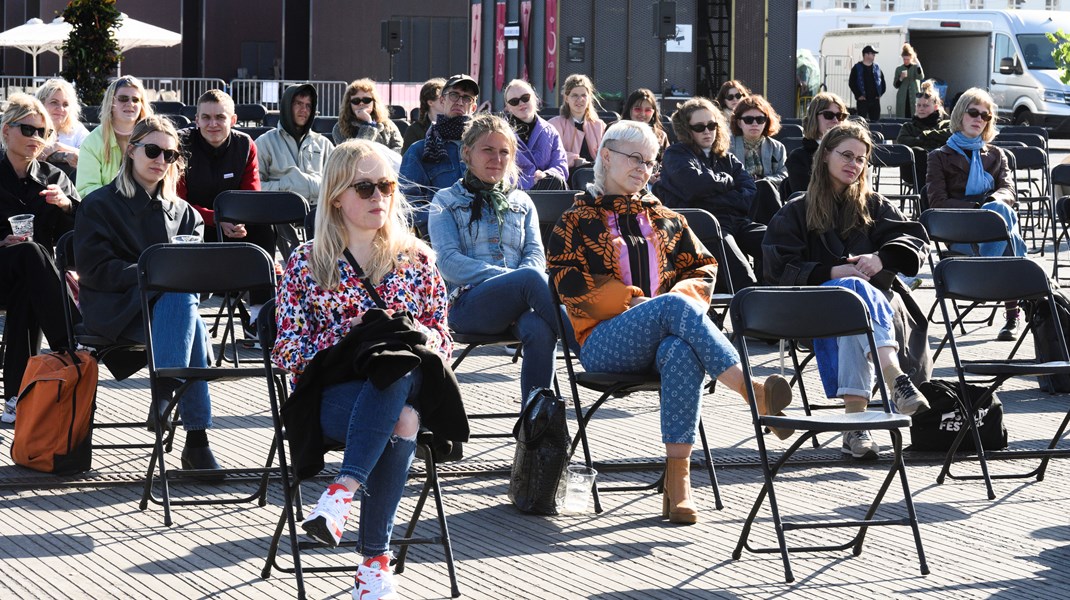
top-left (515, 116), bottom-right (569, 190)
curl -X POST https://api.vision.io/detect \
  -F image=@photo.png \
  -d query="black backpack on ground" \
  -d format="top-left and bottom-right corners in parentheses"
top-left (509, 388), bottom-right (571, 515)
top-left (909, 379), bottom-right (1008, 452)
top-left (1025, 290), bottom-right (1070, 393)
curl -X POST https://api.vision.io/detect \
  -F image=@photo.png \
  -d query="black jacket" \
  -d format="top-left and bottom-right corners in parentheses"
top-left (178, 127), bottom-right (255, 212)
top-left (282, 309), bottom-right (469, 481)
top-left (0, 156), bottom-right (79, 249)
top-left (655, 142), bottom-right (757, 221)
top-left (785, 137), bottom-right (819, 197)
top-left (73, 182), bottom-right (203, 342)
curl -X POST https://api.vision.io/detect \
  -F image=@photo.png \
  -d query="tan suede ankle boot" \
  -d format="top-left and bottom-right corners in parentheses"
top-left (662, 456), bottom-right (698, 524)
top-left (747, 375), bottom-right (795, 440)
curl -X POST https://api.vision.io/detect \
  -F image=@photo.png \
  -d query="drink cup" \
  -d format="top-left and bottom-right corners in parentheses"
top-left (8, 214), bottom-right (34, 240)
top-left (557, 464), bottom-right (597, 514)
top-left (171, 234), bottom-right (201, 243)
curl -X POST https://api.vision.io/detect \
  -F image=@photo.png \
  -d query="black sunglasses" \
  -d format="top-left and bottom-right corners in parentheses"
top-left (506, 93), bottom-right (532, 107)
top-left (351, 180), bottom-right (398, 199)
top-left (965, 108), bottom-right (993, 122)
top-left (739, 115), bottom-right (768, 125)
top-left (915, 92), bottom-right (934, 99)
top-left (688, 121), bottom-right (718, 133)
top-left (818, 110), bottom-right (849, 122)
top-left (724, 93), bottom-right (744, 101)
top-left (10, 122), bottom-right (50, 139)
top-left (350, 97), bottom-right (374, 106)
top-left (132, 142), bottom-right (181, 163)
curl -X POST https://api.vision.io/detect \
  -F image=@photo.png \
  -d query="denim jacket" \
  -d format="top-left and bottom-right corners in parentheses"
top-left (428, 180), bottom-right (545, 296)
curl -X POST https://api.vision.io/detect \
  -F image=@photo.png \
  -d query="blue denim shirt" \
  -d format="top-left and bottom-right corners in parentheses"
top-left (428, 180), bottom-right (545, 295)
top-left (400, 139), bottom-right (465, 231)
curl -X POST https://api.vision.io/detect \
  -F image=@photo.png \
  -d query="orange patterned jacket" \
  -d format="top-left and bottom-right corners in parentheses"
top-left (546, 192), bottom-right (718, 346)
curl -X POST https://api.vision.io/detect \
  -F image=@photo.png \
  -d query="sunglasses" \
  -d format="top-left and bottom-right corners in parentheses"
top-left (819, 110), bottom-right (849, 122)
top-left (688, 121), bottom-right (718, 133)
top-left (915, 92), bottom-right (934, 99)
top-left (132, 142), bottom-right (181, 163)
top-left (351, 180), bottom-right (398, 199)
top-left (739, 115), bottom-right (768, 125)
top-left (9, 122), bottom-right (51, 139)
top-left (350, 97), bottom-right (374, 106)
top-left (724, 93), bottom-right (745, 101)
top-left (965, 108), bottom-right (993, 122)
top-left (506, 93), bottom-right (532, 107)
top-left (115, 94), bottom-right (142, 105)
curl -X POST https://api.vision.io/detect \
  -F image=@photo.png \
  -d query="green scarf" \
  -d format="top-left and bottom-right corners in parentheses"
top-left (462, 169), bottom-right (512, 227)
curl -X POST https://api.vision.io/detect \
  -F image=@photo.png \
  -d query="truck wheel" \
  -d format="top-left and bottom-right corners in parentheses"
top-left (1014, 109), bottom-right (1035, 126)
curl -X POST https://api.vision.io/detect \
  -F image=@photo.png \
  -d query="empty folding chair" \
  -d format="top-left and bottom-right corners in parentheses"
top-left (730, 286), bottom-right (928, 583)
top-left (932, 257), bottom-right (1070, 500)
top-left (1051, 164), bottom-right (1070, 281)
top-left (1002, 145), bottom-right (1052, 253)
top-left (870, 144), bottom-right (922, 219)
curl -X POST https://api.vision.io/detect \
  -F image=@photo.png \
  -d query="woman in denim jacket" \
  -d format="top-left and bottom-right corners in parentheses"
top-left (429, 114), bottom-right (559, 403)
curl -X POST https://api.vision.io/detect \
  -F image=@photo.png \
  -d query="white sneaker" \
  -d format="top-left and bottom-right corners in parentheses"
top-left (842, 430), bottom-right (880, 460)
top-left (302, 484), bottom-right (353, 547)
top-left (1, 397), bottom-right (16, 424)
top-left (891, 374), bottom-right (930, 416)
top-left (353, 555), bottom-right (399, 600)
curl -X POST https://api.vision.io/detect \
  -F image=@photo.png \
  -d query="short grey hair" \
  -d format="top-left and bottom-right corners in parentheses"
top-left (589, 120), bottom-right (659, 197)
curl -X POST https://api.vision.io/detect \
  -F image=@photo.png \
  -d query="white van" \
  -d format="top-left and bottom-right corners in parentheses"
top-left (820, 10), bottom-right (1070, 130)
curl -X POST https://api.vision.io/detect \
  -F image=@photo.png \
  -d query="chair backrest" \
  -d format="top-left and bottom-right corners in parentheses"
top-left (675, 207), bottom-right (734, 294)
top-left (264, 112), bottom-right (280, 128)
top-left (138, 242), bottom-right (276, 297)
top-left (151, 100), bottom-right (186, 116)
top-left (234, 103), bottom-right (268, 125)
top-left (773, 123), bottom-right (804, 141)
top-left (528, 190), bottom-right (581, 248)
top-left (920, 208), bottom-right (1012, 246)
top-left (162, 113), bottom-right (191, 129)
top-left (386, 104), bottom-right (406, 120)
top-left (870, 143), bottom-right (915, 169)
top-left (570, 167), bottom-right (595, 191)
top-left (304, 206), bottom-right (317, 239)
top-left (81, 105), bottom-right (100, 124)
top-left (779, 136), bottom-right (804, 158)
top-left (990, 140), bottom-right (1027, 148)
top-left (730, 286), bottom-right (873, 341)
top-left (1052, 163), bottom-right (1070, 188)
top-left (236, 126), bottom-right (273, 140)
top-left (213, 191), bottom-right (310, 233)
top-left (999, 124), bottom-right (1048, 141)
top-left (933, 256), bottom-right (1050, 303)
top-left (312, 116), bottom-right (335, 135)
top-left (993, 132), bottom-right (1046, 150)
top-left (181, 104), bottom-right (197, 120)
top-left (597, 110), bottom-right (620, 125)
top-left (1002, 145), bottom-right (1047, 171)
top-left (392, 118), bottom-right (409, 136)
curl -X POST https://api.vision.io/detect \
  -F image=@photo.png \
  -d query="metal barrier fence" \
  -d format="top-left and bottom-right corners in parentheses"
top-left (139, 77), bottom-right (228, 104)
top-left (821, 54), bottom-right (853, 107)
top-left (0, 76), bottom-right (55, 101)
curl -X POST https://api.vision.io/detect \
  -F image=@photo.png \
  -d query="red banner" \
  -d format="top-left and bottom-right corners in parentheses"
top-left (545, 0), bottom-right (557, 91)
top-left (520, 1), bottom-right (532, 81)
top-left (495, 2), bottom-right (506, 90)
top-left (470, 3), bottom-right (481, 79)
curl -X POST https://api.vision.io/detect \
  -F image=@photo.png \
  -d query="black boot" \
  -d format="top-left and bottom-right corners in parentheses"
top-left (997, 308), bottom-right (1020, 341)
top-left (181, 442), bottom-right (225, 482)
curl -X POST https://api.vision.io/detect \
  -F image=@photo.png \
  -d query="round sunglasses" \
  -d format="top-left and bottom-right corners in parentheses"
top-left (724, 93), bottom-right (745, 101)
top-left (351, 180), bottom-right (398, 199)
top-left (132, 142), bottom-right (181, 163)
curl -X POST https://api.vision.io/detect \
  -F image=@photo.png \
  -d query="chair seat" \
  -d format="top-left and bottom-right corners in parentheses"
top-left (710, 293), bottom-right (733, 305)
top-left (156, 366), bottom-right (268, 381)
top-left (963, 360), bottom-right (1070, 376)
top-left (762, 409), bottom-right (911, 433)
top-left (575, 371), bottom-right (660, 392)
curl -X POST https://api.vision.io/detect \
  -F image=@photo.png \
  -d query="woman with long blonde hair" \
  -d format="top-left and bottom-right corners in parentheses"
top-left (76, 76), bottom-right (153, 197)
top-left (35, 78), bottom-right (89, 177)
top-left (548, 73), bottom-right (606, 170)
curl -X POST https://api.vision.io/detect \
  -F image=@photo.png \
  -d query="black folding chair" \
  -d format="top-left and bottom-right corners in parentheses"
top-left (528, 190), bottom-right (580, 250)
top-left (234, 103), bottom-right (268, 126)
top-left (772, 123), bottom-right (804, 142)
top-left (569, 166), bottom-right (595, 191)
top-left (933, 257), bottom-right (1070, 499)
top-left (730, 286), bottom-right (928, 583)
top-left (1051, 164), bottom-right (1070, 281)
top-left (256, 299), bottom-right (461, 600)
top-left (136, 242), bottom-right (279, 526)
top-left (870, 144), bottom-right (921, 219)
top-left (1002, 145), bottom-right (1053, 253)
top-left (993, 131), bottom-right (1046, 152)
top-left (210, 190), bottom-right (309, 366)
top-left (675, 208), bottom-right (735, 325)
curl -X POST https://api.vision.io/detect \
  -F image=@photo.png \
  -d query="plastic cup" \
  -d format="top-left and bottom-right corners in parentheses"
top-left (171, 234), bottom-right (201, 243)
top-left (8, 214), bottom-right (33, 239)
top-left (558, 464), bottom-right (597, 514)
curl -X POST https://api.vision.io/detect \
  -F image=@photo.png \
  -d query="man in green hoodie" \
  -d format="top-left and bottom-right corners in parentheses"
top-left (257, 83), bottom-right (334, 254)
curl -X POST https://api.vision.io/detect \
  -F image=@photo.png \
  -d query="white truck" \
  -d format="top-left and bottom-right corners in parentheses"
top-left (819, 10), bottom-right (1070, 131)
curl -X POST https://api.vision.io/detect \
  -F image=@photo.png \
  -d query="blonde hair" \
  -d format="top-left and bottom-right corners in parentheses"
top-left (99, 76), bottom-right (153, 165)
top-left (806, 121), bottom-right (875, 235)
top-left (590, 120), bottom-right (658, 197)
top-left (461, 113), bottom-right (520, 188)
top-left (503, 79), bottom-right (540, 111)
top-left (559, 74), bottom-right (601, 121)
top-left (310, 140), bottom-right (431, 289)
top-left (802, 92), bottom-right (848, 141)
top-left (114, 116), bottom-right (185, 202)
top-left (338, 79), bottom-right (387, 139)
top-left (949, 87), bottom-right (998, 142)
top-left (1, 93), bottom-right (56, 151)
top-left (670, 97), bottom-right (729, 156)
top-left (901, 43), bottom-right (917, 62)
top-left (34, 79), bottom-right (80, 134)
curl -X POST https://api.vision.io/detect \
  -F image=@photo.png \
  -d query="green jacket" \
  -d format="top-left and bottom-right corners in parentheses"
top-left (75, 126), bottom-right (123, 198)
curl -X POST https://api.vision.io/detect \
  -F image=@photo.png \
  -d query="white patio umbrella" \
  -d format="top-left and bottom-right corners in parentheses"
top-left (0, 17), bottom-right (69, 76)
top-left (112, 13), bottom-right (182, 75)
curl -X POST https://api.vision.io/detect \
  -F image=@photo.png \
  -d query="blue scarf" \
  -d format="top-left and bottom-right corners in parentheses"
top-left (945, 132), bottom-right (993, 198)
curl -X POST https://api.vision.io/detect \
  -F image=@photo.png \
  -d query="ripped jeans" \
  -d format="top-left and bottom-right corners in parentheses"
top-left (320, 370), bottom-right (421, 557)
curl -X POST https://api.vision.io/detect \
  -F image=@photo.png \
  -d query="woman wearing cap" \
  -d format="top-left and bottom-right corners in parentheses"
top-left (501, 79), bottom-right (568, 190)
top-left (893, 44), bottom-right (925, 119)
top-left (926, 87), bottom-right (1024, 341)
top-left (785, 92), bottom-right (849, 197)
top-left (76, 76), bottom-right (153, 198)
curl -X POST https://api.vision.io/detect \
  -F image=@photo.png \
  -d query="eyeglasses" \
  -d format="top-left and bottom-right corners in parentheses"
top-left (724, 93), bottom-right (745, 101)
top-left (833, 149), bottom-right (868, 166)
top-left (739, 115), bottom-right (768, 125)
top-left (965, 108), bottom-right (993, 122)
top-left (9, 122), bottom-right (51, 139)
top-left (446, 91), bottom-right (476, 105)
top-left (351, 180), bottom-right (398, 199)
top-left (819, 110), bottom-right (849, 122)
top-left (688, 121), bottom-right (718, 133)
top-left (115, 95), bottom-right (142, 105)
top-left (350, 97), bottom-right (374, 106)
top-left (506, 93), bottom-right (532, 107)
top-left (132, 142), bottom-right (181, 163)
top-left (606, 147), bottom-right (657, 172)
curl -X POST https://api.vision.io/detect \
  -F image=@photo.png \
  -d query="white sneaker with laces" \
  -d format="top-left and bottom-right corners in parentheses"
top-left (891, 374), bottom-right (930, 416)
top-left (301, 483), bottom-right (353, 547)
top-left (353, 555), bottom-right (399, 600)
top-left (1, 396), bottom-right (16, 424)
top-left (842, 430), bottom-right (880, 460)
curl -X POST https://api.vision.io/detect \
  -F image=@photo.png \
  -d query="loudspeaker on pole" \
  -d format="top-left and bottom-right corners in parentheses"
top-left (381, 19), bottom-right (403, 54)
top-left (653, 1), bottom-right (676, 40)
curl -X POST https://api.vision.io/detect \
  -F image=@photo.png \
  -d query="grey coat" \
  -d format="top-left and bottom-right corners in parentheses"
top-left (729, 136), bottom-right (788, 187)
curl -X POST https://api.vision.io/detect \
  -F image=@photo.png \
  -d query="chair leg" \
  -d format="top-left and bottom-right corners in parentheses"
top-left (697, 420), bottom-right (723, 510)
top-left (891, 430), bottom-right (930, 575)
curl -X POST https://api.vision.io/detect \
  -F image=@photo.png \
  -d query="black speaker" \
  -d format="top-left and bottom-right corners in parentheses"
top-left (653, 1), bottom-right (676, 39)
top-left (381, 20), bottom-right (403, 54)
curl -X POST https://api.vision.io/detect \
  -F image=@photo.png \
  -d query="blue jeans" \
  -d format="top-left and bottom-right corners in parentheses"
top-left (151, 293), bottom-right (212, 430)
top-left (579, 293), bottom-right (739, 445)
top-left (949, 201), bottom-right (1028, 257)
top-left (812, 278), bottom-right (897, 400)
top-left (449, 267), bottom-right (559, 402)
top-left (320, 371), bottom-right (421, 557)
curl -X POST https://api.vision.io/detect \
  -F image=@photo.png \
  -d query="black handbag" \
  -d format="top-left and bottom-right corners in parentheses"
top-left (909, 379), bottom-right (1008, 452)
top-left (508, 388), bottom-right (571, 515)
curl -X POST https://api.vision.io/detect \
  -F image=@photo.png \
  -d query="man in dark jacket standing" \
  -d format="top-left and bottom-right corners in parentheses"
top-left (849, 45), bottom-right (886, 121)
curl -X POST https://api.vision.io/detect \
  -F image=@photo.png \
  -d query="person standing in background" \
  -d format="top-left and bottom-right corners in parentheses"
top-left (849, 46), bottom-right (886, 122)
top-left (893, 44), bottom-right (925, 119)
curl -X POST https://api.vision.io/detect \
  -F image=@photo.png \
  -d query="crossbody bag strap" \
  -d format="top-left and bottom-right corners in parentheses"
top-left (342, 249), bottom-right (388, 310)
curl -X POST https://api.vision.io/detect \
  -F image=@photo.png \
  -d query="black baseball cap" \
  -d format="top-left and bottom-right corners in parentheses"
top-left (862, 45), bottom-right (878, 55)
top-left (444, 74), bottom-right (479, 96)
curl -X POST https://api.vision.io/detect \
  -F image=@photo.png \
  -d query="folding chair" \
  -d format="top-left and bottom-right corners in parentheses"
top-left (772, 123), bottom-right (803, 141)
top-left (136, 242), bottom-right (280, 526)
top-left (210, 190), bottom-right (309, 366)
top-left (993, 131), bottom-right (1047, 152)
top-left (234, 103), bottom-right (268, 126)
top-left (569, 166), bottom-right (595, 191)
top-left (256, 300), bottom-right (461, 600)
top-left (1002, 145), bottom-right (1052, 253)
top-left (550, 283), bottom-right (723, 514)
top-left (528, 189), bottom-right (580, 250)
top-left (933, 257), bottom-right (1070, 500)
top-left (870, 144), bottom-right (922, 219)
top-left (675, 208), bottom-right (734, 326)
top-left (1051, 164), bottom-right (1070, 281)
top-left (729, 286), bottom-right (928, 583)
